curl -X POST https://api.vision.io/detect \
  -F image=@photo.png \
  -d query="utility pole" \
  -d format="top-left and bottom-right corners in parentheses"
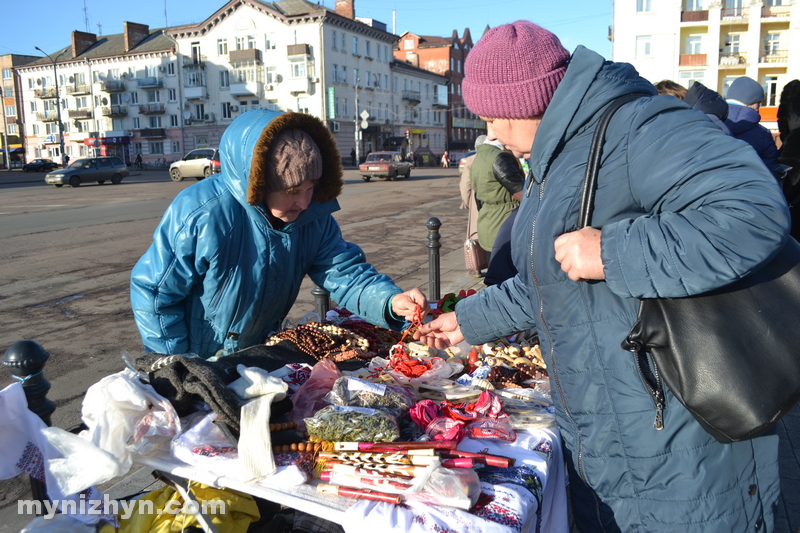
top-left (354, 77), bottom-right (360, 165)
top-left (35, 47), bottom-right (67, 167)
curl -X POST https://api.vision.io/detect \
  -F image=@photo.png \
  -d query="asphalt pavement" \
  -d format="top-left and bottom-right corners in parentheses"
top-left (1, 168), bottom-right (797, 532)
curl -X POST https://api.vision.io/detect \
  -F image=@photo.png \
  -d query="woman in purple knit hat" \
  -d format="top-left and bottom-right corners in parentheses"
top-left (416, 20), bottom-right (787, 532)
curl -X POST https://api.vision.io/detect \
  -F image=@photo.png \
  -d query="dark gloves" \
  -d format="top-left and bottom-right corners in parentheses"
top-left (493, 151), bottom-right (526, 196)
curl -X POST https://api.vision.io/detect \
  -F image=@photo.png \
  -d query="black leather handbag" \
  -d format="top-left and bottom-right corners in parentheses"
top-left (579, 95), bottom-right (800, 443)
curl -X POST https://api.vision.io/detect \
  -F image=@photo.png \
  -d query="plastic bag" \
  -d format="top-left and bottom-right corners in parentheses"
top-left (405, 467), bottom-right (481, 510)
top-left (368, 355), bottom-right (456, 385)
top-left (325, 376), bottom-right (416, 417)
top-left (289, 359), bottom-right (342, 431)
top-left (305, 405), bottom-right (400, 442)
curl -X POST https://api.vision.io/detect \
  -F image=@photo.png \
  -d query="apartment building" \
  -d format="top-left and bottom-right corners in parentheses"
top-left (14, 0), bottom-right (448, 165)
top-left (612, 0), bottom-right (799, 121)
top-left (394, 29), bottom-right (484, 159)
top-left (1, 54), bottom-right (43, 168)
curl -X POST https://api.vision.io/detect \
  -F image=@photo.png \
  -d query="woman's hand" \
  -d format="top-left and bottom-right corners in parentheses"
top-left (391, 289), bottom-right (430, 321)
top-left (554, 227), bottom-right (605, 281)
top-left (413, 312), bottom-right (464, 349)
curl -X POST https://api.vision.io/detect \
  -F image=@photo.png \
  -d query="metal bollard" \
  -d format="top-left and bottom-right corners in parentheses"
top-left (3, 340), bottom-right (55, 511)
top-left (311, 284), bottom-right (331, 319)
top-left (426, 217), bottom-right (442, 301)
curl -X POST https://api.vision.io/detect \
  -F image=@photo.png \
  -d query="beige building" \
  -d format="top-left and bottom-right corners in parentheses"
top-left (14, 0), bottom-right (448, 166)
top-left (612, 0), bottom-right (799, 120)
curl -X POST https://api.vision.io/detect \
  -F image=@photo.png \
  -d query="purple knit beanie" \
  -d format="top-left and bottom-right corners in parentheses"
top-left (463, 21), bottom-right (571, 119)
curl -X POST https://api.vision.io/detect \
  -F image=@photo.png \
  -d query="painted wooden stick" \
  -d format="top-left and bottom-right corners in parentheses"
top-left (334, 440), bottom-right (458, 452)
top-left (317, 483), bottom-right (401, 504)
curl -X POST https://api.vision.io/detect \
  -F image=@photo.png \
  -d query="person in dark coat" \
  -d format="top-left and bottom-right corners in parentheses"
top-left (683, 81), bottom-right (731, 134)
top-left (777, 79), bottom-right (800, 240)
top-left (415, 20), bottom-right (787, 532)
top-left (349, 148), bottom-right (356, 167)
top-left (725, 76), bottom-right (780, 172)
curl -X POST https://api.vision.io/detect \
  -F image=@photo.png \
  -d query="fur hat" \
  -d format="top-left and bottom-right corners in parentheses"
top-left (463, 20), bottom-right (570, 119)
top-left (262, 128), bottom-right (323, 193)
top-left (726, 76), bottom-right (765, 106)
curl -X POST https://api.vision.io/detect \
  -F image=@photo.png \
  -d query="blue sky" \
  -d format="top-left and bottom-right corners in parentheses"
top-left (1, 0), bottom-right (612, 59)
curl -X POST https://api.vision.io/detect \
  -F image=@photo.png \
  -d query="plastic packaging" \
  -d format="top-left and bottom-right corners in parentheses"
top-left (325, 376), bottom-right (416, 416)
top-left (288, 359), bottom-right (342, 431)
top-left (404, 467), bottom-right (481, 510)
top-left (305, 405), bottom-right (400, 442)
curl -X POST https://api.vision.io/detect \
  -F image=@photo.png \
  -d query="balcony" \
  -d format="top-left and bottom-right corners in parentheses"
top-left (230, 81), bottom-right (263, 97)
top-left (138, 103), bottom-right (166, 114)
top-left (229, 49), bottom-right (262, 63)
top-left (68, 109), bottom-right (93, 119)
top-left (402, 90), bottom-right (421, 104)
top-left (66, 83), bottom-right (91, 95)
top-left (101, 105), bottom-right (127, 117)
top-left (35, 112), bottom-right (60, 122)
top-left (762, 5), bottom-right (791, 18)
top-left (719, 52), bottom-right (748, 66)
top-left (100, 80), bottom-right (126, 92)
top-left (34, 87), bottom-right (58, 99)
top-left (137, 77), bottom-right (163, 88)
top-left (721, 7), bottom-right (748, 20)
top-left (184, 54), bottom-right (207, 68)
top-left (184, 85), bottom-right (208, 100)
top-left (681, 10), bottom-right (708, 22)
top-left (139, 128), bottom-right (166, 138)
top-left (760, 50), bottom-right (788, 64)
top-left (285, 77), bottom-right (311, 95)
top-left (679, 53), bottom-right (707, 66)
top-left (287, 44), bottom-right (310, 57)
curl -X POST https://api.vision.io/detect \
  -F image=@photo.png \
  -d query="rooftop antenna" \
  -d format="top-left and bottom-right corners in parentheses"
top-left (164, 0), bottom-right (168, 27)
top-left (392, 10), bottom-right (396, 35)
top-left (97, 22), bottom-right (102, 36)
top-left (83, 0), bottom-right (89, 32)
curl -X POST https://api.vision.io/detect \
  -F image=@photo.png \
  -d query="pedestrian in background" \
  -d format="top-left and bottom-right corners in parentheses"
top-left (349, 147), bottom-right (356, 167)
top-left (725, 75), bottom-right (780, 173)
top-left (441, 150), bottom-right (449, 168)
top-left (459, 135), bottom-right (486, 276)
top-left (131, 111), bottom-right (428, 359)
top-left (415, 20), bottom-right (787, 532)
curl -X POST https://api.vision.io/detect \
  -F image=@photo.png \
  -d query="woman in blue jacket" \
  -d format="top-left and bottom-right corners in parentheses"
top-left (131, 111), bottom-right (427, 359)
top-left (416, 21), bottom-right (788, 531)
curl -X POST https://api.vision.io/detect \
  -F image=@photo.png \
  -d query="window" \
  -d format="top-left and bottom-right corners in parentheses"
top-left (170, 114), bottom-right (178, 127)
top-left (218, 38), bottom-right (228, 55)
top-left (266, 66), bottom-right (277, 84)
top-left (132, 117), bottom-right (140, 129)
top-left (365, 41), bottom-right (372, 58)
top-left (340, 32), bottom-right (346, 51)
top-left (332, 31), bottom-right (337, 50)
top-left (384, 75), bottom-right (388, 91)
top-left (130, 92), bottom-right (139, 105)
top-left (194, 103), bottom-right (205, 120)
top-left (168, 88), bottom-right (177, 101)
top-left (265, 33), bottom-right (276, 50)
top-left (686, 0), bottom-right (704, 10)
top-left (365, 72), bottom-right (371, 87)
top-left (133, 142), bottom-right (142, 154)
top-left (353, 37), bottom-right (359, 55)
top-left (686, 35), bottom-right (702, 54)
top-left (191, 42), bottom-right (201, 63)
top-left (332, 64), bottom-right (339, 83)
top-left (5, 105), bottom-right (14, 116)
top-left (2, 69), bottom-right (11, 79)
top-left (146, 65), bottom-right (158, 78)
top-left (110, 93), bottom-right (123, 105)
top-left (404, 39), bottom-right (414, 50)
top-left (7, 123), bottom-right (18, 134)
top-left (236, 36), bottom-right (246, 50)
top-left (220, 70), bottom-right (230, 88)
top-left (341, 66), bottom-right (347, 83)
top-left (32, 124), bottom-right (39, 135)
top-left (764, 76), bottom-right (778, 106)
top-left (342, 97), bottom-right (348, 117)
top-left (290, 59), bottom-right (307, 78)
top-left (222, 102), bottom-right (233, 119)
top-left (764, 33), bottom-right (781, 54)
top-left (637, 0), bottom-right (652, 12)
top-left (679, 70), bottom-right (704, 88)
top-left (353, 68), bottom-right (359, 86)
top-left (724, 34), bottom-right (741, 54)
top-left (149, 116), bottom-right (162, 128)
top-left (150, 141), bottom-right (164, 155)
top-left (635, 36), bottom-right (652, 58)
top-left (147, 90), bottom-right (160, 103)
top-left (172, 141), bottom-right (180, 154)
top-left (75, 96), bottom-right (88, 108)
top-left (247, 35), bottom-right (256, 49)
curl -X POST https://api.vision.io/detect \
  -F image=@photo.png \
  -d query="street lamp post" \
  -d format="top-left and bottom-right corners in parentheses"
top-left (35, 47), bottom-right (67, 167)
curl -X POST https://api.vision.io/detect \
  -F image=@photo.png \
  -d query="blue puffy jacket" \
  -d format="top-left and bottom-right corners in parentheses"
top-left (131, 110), bottom-right (404, 358)
top-left (725, 103), bottom-right (781, 172)
top-left (457, 47), bottom-right (788, 531)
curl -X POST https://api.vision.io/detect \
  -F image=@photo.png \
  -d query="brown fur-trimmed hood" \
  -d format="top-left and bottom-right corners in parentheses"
top-left (246, 112), bottom-right (343, 206)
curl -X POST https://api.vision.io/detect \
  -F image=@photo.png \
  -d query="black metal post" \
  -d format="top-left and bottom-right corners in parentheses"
top-left (311, 284), bottom-right (330, 320)
top-left (426, 217), bottom-right (442, 301)
top-left (3, 340), bottom-right (55, 511)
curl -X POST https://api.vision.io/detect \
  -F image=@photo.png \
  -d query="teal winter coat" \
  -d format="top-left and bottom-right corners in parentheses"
top-left (131, 110), bottom-right (404, 358)
top-left (457, 47), bottom-right (788, 531)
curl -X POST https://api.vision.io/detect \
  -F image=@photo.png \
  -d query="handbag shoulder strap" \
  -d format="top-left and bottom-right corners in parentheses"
top-left (578, 93), bottom-right (644, 229)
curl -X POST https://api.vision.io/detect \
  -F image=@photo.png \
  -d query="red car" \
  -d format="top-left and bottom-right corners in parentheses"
top-left (358, 152), bottom-right (412, 182)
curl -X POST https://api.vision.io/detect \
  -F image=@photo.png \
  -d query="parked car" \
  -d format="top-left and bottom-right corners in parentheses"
top-left (458, 150), bottom-right (476, 173)
top-left (44, 156), bottom-right (129, 187)
top-left (169, 148), bottom-right (221, 182)
top-left (22, 158), bottom-right (59, 172)
top-left (358, 151), bottom-right (412, 181)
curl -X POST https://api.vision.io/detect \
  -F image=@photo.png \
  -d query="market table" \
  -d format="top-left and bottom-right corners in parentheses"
top-left (133, 426), bottom-right (568, 533)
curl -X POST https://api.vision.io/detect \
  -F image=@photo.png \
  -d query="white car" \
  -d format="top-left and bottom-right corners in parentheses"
top-left (169, 148), bottom-right (220, 182)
